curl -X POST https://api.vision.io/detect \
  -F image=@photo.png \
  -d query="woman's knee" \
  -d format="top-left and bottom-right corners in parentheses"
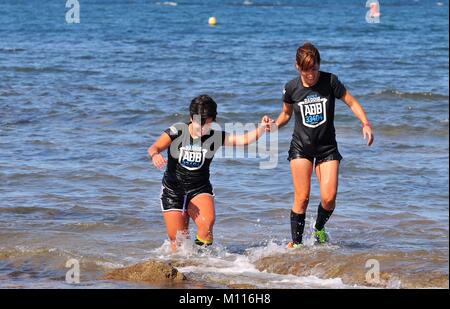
top-left (196, 216), bottom-right (215, 232)
top-left (293, 194), bottom-right (309, 211)
top-left (321, 193), bottom-right (337, 209)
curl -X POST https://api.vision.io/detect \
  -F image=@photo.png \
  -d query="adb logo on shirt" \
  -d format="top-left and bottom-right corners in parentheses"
top-left (179, 145), bottom-right (207, 170)
top-left (298, 95), bottom-right (328, 128)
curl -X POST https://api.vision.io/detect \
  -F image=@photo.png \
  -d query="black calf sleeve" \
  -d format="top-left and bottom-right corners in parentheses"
top-left (315, 203), bottom-right (334, 231)
top-left (290, 210), bottom-right (306, 245)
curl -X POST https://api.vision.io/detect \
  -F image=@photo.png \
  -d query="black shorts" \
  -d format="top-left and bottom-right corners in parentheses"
top-left (288, 147), bottom-right (343, 165)
top-left (159, 182), bottom-right (214, 212)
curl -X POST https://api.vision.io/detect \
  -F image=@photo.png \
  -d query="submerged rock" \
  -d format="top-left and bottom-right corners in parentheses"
top-left (103, 260), bottom-right (186, 284)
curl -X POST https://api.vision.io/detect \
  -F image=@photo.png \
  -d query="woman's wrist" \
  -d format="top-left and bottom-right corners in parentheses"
top-left (258, 121), bottom-right (267, 130)
top-left (149, 151), bottom-right (159, 159)
top-left (362, 121), bottom-right (371, 128)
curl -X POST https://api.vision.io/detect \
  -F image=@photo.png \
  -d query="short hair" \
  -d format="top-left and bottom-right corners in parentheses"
top-left (189, 94), bottom-right (217, 123)
top-left (296, 42), bottom-right (321, 71)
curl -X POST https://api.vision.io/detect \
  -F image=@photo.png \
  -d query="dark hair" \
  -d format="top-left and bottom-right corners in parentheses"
top-left (189, 94), bottom-right (217, 123)
top-left (296, 42), bottom-right (321, 71)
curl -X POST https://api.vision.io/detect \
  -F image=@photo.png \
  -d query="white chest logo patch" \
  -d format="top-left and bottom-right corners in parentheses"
top-left (179, 145), bottom-right (207, 171)
top-left (298, 95), bottom-right (328, 128)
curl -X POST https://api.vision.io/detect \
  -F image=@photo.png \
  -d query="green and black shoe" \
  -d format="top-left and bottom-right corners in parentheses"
top-left (314, 228), bottom-right (329, 244)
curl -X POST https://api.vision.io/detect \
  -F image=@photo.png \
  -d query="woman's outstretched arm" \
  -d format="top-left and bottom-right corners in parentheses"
top-left (224, 115), bottom-right (272, 146)
top-left (341, 90), bottom-right (374, 146)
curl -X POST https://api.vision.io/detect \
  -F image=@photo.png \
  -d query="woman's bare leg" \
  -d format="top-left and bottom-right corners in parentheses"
top-left (162, 211), bottom-right (189, 251)
top-left (187, 193), bottom-right (215, 245)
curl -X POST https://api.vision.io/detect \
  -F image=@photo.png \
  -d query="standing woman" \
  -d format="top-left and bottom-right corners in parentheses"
top-left (274, 43), bottom-right (374, 247)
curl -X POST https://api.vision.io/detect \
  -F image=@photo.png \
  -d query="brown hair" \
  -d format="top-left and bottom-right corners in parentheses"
top-left (296, 42), bottom-right (321, 71)
top-left (190, 94), bottom-right (217, 122)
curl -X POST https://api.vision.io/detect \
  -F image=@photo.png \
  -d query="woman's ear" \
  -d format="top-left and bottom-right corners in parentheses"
top-left (295, 63), bottom-right (300, 72)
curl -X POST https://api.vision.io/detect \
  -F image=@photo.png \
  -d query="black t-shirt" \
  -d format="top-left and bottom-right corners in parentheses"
top-left (162, 122), bottom-right (226, 192)
top-left (282, 71), bottom-right (346, 157)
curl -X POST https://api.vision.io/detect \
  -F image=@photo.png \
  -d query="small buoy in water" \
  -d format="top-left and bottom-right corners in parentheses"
top-left (208, 16), bottom-right (217, 26)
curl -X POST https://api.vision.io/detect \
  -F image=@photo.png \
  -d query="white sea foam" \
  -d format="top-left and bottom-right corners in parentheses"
top-left (151, 238), bottom-right (354, 288)
top-left (95, 261), bottom-right (125, 269)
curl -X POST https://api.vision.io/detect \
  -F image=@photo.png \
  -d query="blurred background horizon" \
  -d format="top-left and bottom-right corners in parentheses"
top-left (0, 0), bottom-right (448, 288)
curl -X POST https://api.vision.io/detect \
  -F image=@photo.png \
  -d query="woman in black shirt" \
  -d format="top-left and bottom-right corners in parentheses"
top-left (274, 43), bottom-right (374, 247)
top-left (148, 94), bottom-right (271, 251)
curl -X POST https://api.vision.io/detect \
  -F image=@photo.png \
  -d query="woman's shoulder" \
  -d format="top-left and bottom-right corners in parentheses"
top-left (284, 76), bottom-right (301, 92)
top-left (319, 71), bottom-right (340, 82)
top-left (204, 127), bottom-right (227, 146)
top-left (164, 122), bottom-right (189, 139)
top-left (208, 127), bottom-right (227, 138)
top-left (319, 71), bottom-right (344, 90)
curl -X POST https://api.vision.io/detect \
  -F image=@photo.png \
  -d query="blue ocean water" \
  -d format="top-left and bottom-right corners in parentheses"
top-left (0, 0), bottom-right (448, 288)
